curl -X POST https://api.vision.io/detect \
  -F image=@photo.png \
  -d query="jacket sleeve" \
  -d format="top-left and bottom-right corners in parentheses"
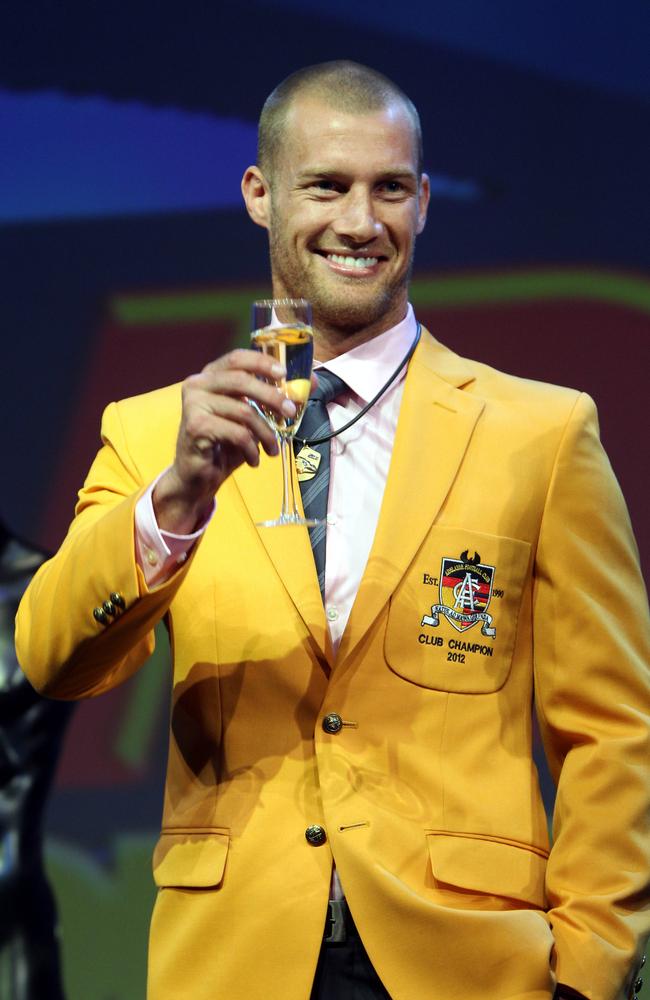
top-left (15, 399), bottom-right (192, 700)
top-left (533, 392), bottom-right (650, 1000)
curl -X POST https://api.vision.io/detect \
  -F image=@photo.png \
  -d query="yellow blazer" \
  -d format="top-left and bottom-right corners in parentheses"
top-left (16, 330), bottom-right (650, 1000)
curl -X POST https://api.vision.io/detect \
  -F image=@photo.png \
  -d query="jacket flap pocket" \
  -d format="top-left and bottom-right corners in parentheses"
top-left (426, 832), bottom-right (547, 908)
top-left (153, 829), bottom-right (229, 888)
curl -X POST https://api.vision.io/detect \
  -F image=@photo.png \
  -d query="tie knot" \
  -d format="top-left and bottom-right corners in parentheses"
top-left (312, 369), bottom-right (347, 406)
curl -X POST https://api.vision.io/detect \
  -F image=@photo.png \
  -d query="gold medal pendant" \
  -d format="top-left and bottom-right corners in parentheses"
top-left (295, 445), bottom-right (322, 482)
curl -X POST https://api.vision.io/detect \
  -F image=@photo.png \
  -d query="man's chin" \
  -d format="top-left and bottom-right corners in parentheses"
top-left (311, 289), bottom-right (394, 334)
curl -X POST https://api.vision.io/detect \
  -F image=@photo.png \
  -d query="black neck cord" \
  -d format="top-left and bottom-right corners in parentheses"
top-left (295, 322), bottom-right (422, 448)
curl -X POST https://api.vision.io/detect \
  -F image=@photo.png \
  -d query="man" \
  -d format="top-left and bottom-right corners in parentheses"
top-left (16, 62), bottom-right (650, 1000)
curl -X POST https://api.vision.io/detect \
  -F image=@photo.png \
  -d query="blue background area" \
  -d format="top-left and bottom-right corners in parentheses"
top-left (258, 0), bottom-right (650, 100)
top-left (0, 90), bottom-right (257, 221)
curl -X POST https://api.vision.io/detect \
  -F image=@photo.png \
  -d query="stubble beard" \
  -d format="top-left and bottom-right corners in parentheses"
top-left (268, 220), bottom-right (414, 338)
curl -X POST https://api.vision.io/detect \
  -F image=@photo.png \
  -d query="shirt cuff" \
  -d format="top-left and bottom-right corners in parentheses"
top-left (135, 469), bottom-right (216, 588)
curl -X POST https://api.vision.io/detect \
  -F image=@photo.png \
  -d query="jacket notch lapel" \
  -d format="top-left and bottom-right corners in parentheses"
top-left (232, 456), bottom-right (331, 663)
top-left (337, 335), bottom-right (484, 665)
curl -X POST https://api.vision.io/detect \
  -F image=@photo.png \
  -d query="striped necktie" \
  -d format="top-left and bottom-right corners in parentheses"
top-left (294, 370), bottom-right (348, 599)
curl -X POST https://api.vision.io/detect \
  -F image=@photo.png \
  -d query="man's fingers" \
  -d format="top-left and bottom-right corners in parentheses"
top-left (183, 396), bottom-right (280, 465)
top-left (186, 367), bottom-right (296, 421)
top-left (204, 347), bottom-right (286, 382)
top-left (186, 418), bottom-right (259, 468)
top-left (205, 347), bottom-right (296, 419)
top-left (187, 394), bottom-right (279, 448)
top-left (194, 436), bottom-right (221, 459)
top-left (173, 348), bottom-right (301, 489)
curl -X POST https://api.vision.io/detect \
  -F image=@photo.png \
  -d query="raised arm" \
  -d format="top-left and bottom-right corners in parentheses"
top-left (15, 348), bottom-right (297, 699)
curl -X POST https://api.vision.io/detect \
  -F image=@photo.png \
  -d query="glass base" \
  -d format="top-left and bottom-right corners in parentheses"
top-left (256, 514), bottom-right (322, 528)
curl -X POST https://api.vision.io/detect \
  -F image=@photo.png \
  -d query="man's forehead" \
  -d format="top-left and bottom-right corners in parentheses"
top-left (281, 95), bottom-right (419, 170)
top-left (286, 93), bottom-right (412, 133)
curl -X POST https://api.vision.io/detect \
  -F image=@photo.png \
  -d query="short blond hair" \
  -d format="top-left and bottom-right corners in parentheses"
top-left (257, 60), bottom-right (423, 180)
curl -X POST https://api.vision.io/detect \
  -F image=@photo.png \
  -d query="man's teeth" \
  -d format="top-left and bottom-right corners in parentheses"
top-left (327, 253), bottom-right (378, 268)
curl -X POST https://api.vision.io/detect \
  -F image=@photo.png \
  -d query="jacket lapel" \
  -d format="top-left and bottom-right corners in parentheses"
top-left (232, 451), bottom-right (332, 663)
top-left (336, 330), bottom-right (484, 665)
top-left (232, 329), bottom-right (482, 668)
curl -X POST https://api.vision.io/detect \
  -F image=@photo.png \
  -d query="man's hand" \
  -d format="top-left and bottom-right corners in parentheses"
top-left (153, 349), bottom-right (297, 534)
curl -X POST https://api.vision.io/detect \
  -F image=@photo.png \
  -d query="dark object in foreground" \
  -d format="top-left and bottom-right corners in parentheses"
top-left (0, 523), bottom-right (73, 999)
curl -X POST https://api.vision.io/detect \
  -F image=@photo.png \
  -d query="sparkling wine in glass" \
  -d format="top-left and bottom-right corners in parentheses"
top-left (251, 298), bottom-right (319, 527)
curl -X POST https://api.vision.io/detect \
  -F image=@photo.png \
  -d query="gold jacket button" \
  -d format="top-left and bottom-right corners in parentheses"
top-left (322, 713), bottom-right (343, 735)
top-left (305, 825), bottom-right (327, 846)
top-left (103, 600), bottom-right (116, 616)
top-left (93, 607), bottom-right (108, 625)
top-left (110, 593), bottom-right (125, 609)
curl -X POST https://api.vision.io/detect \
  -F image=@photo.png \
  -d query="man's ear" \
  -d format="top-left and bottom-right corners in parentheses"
top-left (241, 165), bottom-right (271, 230)
top-left (416, 173), bottom-right (431, 235)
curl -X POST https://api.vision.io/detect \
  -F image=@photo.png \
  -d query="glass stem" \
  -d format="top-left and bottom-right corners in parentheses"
top-left (279, 433), bottom-right (300, 521)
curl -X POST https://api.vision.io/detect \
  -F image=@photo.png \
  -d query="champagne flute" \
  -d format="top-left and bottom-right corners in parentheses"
top-left (251, 298), bottom-right (318, 527)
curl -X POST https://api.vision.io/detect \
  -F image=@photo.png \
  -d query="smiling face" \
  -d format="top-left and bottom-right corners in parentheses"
top-left (242, 95), bottom-right (430, 356)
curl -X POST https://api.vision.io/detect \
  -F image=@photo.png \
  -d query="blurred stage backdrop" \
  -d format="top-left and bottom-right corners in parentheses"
top-left (1, 2), bottom-right (649, 996)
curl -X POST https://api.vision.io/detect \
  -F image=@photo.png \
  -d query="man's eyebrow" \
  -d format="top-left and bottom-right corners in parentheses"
top-left (294, 168), bottom-right (345, 181)
top-left (294, 167), bottom-right (419, 182)
top-left (376, 169), bottom-right (419, 183)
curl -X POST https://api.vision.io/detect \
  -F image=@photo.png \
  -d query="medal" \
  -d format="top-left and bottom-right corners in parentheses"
top-left (295, 445), bottom-right (322, 482)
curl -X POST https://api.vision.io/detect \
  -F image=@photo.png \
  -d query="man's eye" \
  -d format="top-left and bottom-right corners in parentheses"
top-left (310, 180), bottom-right (338, 192)
top-left (381, 180), bottom-right (405, 195)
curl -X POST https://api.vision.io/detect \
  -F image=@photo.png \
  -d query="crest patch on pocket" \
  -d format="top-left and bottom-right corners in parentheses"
top-left (421, 550), bottom-right (496, 638)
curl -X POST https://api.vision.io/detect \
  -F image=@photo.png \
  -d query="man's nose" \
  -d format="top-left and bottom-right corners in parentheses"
top-left (331, 189), bottom-right (382, 243)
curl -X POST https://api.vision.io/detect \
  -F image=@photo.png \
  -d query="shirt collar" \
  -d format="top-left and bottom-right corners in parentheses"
top-left (314, 304), bottom-right (417, 404)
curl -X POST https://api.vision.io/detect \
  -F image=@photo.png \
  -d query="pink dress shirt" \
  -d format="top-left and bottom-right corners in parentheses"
top-left (311, 306), bottom-right (416, 651)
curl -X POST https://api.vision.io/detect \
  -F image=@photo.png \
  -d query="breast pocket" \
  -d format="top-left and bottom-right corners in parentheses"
top-left (385, 527), bottom-right (531, 693)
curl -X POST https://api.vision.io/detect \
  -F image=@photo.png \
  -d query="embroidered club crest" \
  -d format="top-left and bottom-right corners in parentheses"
top-left (421, 550), bottom-right (496, 637)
